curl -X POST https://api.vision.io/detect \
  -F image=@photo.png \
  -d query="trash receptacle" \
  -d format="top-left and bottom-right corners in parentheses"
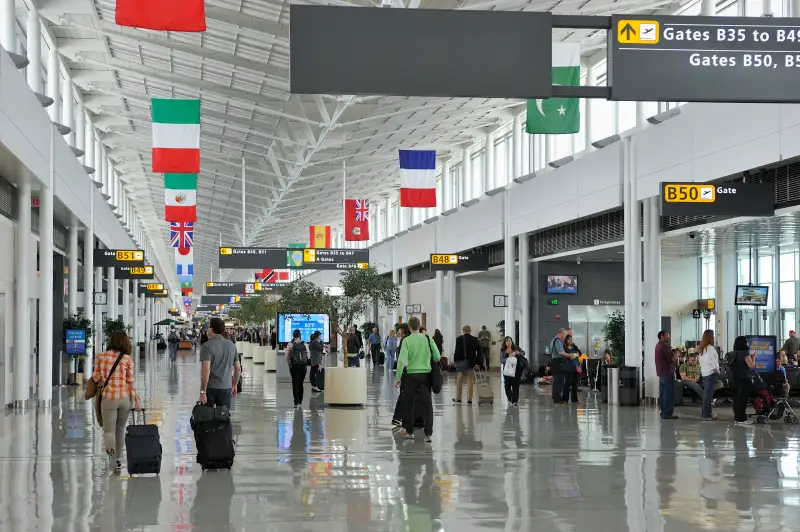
top-left (607, 367), bottom-right (620, 405)
top-left (619, 366), bottom-right (640, 406)
top-left (601, 364), bottom-right (617, 403)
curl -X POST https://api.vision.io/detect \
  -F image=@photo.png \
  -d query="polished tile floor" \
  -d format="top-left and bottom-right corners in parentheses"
top-left (3, 347), bottom-right (800, 531)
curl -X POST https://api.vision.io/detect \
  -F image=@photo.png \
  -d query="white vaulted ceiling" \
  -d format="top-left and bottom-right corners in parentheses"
top-left (33, 0), bottom-right (692, 290)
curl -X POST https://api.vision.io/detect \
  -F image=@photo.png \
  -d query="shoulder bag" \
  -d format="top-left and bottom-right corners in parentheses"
top-left (93, 352), bottom-right (125, 427)
top-left (427, 335), bottom-right (443, 394)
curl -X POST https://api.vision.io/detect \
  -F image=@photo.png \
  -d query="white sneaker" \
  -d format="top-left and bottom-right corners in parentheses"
top-left (736, 420), bottom-right (754, 426)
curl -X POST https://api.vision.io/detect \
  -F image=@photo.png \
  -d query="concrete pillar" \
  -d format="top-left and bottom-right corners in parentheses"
top-left (74, 104), bottom-right (85, 163)
top-left (435, 221), bottom-right (444, 336)
top-left (84, 116), bottom-right (94, 170)
top-left (122, 280), bottom-right (130, 330)
top-left (442, 159), bottom-right (451, 211)
top-left (0, 0), bottom-right (15, 55)
top-left (401, 267), bottom-right (409, 321)
top-left (586, 62), bottom-right (597, 149)
top-left (623, 136), bottom-right (643, 374)
top-left (83, 195), bottom-right (94, 374)
top-left (26, 6), bottom-right (41, 93)
top-left (94, 251), bottom-right (103, 353)
top-left (643, 197), bottom-right (661, 399)
top-left (38, 128), bottom-right (54, 404)
top-left (448, 271), bottom-right (458, 351)
top-left (62, 77), bottom-right (74, 146)
top-left (484, 129), bottom-right (494, 192)
top-left (15, 179), bottom-right (31, 404)
top-left (108, 266), bottom-right (117, 321)
top-left (519, 231), bottom-right (530, 356)
top-left (512, 114), bottom-right (521, 179)
top-left (140, 292), bottom-right (146, 343)
top-left (793, 0), bottom-right (800, 16)
top-left (392, 240), bottom-right (399, 326)
top-left (132, 282), bottom-right (139, 346)
top-left (461, 146), bottom-right (471, 203)
top-left (46, 49), bottom-right (59, 123)
top-left (503, 189), bottom-right (516, 342)
top-left (68, 217), bottom-right (79, 314)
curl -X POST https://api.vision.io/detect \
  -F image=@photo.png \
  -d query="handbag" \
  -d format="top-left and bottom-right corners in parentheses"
top-left (93, 352), bottom-right (125, 427)
top-left (427, 335), bottom-right (443, 394)
top-left (503, 356), bottom-right (518, 377)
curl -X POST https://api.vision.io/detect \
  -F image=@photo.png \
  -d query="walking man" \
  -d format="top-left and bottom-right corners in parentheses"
top-left (656, 330), bottom-right (678, 420)
top-left (168, 326), bottom-right (180, 361)
top-left (395, 317), bottom-right (440, 442)
top-left (477, 325), bottom-right (492, 370)
top-left (199, 318), bottom-right (241, 437)
top-left (369, 327), bottom-right (382, 365)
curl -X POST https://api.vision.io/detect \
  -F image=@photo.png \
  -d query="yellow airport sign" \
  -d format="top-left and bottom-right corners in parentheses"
top-left (664, 184), bottom-right (715, 203)
top-left (617, 20), bottom-right (660, 44)
top-left (115, 250), bottom-right (144, 261)
top-left (303, 249), bottom-right (316, 263)
top-left (356, 262), bottom-right (368, 269)
top-left (431, 254), bottom-right (459, 265)
top-left (131, 266), bottom-right (154, 275)
top-left (145, 283), bottom-right (164, 291)
top-left (206, 282), bottom-right (214, 287)
top-left (254, 282), bottom-right (262, 291)
top-left (220, 247), bottom-right (232, 255)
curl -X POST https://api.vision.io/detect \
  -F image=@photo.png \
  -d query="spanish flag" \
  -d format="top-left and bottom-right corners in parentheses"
top-left (309, 225), bottom-right (331, 248)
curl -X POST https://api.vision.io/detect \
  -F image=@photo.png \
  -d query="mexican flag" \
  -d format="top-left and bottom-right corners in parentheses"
top-left (526, 43), bottom-right (581, 135)
top-left (116, 0), bottom-right (206, 32)
top-left (152, 99), bottom-right (201, 173)
top-left (164, 173), bottom-right (197, 223)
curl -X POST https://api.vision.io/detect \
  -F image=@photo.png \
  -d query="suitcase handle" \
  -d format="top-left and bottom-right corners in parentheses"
top-left (130, 408), bottom-right (147, 425)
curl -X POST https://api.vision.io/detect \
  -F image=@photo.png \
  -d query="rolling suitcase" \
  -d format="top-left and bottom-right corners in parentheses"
top-left (126, 410), bottom-right (162, 475)
top-left (191, 402), bottom-right (235, 471)
top-left (476, 370), bottom-right (494, 406)
top-left (378, 352), bottom-right (386, 366)
top-left (316, 367), bottom-right (325, 391)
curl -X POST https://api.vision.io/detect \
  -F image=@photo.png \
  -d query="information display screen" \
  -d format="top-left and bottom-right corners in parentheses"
top-left (747, 335), bottom-right (776, 373)
top-left (430, 253), bottom-right (489, 272)
top-left (610, 15), bottom-right (800, 103)
top-left (278, 313), bottom-right (330, 343)
top-left (547, 275), bottom-right (578, 294)
top-left (735, 285), bottom-right (769, 306)
top-left (94, 249), bottom-right (145, 267)
top-left (66, 329), bottom-right (86, 355)
top-left (219, 247), bottom-right (369, 270)
top-left (116, 265), bottom-right (155, 280)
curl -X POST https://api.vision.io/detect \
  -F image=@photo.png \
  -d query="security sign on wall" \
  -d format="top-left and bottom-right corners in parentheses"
top-left (660, 182), bottom-right (774, 217)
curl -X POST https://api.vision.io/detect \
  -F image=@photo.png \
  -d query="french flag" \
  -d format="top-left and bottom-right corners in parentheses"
top-left (399, 150), bottom-right (437, 208)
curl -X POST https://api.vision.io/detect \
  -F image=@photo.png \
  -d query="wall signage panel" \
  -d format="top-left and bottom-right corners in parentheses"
top-left (430, 253), bottom-right (490, 272)
top-left (219, 247), bottom-right (369, 270)
top-left (200, 295), bottom-right (242, 305)
top-left (660, 182), bottom-right (774, 216)
top-left (94, 249), bottom-right (145, 267)
top-left (610, 15), bottom-right (800, 102)
top-left (116, 265), bottom-right (155, 280)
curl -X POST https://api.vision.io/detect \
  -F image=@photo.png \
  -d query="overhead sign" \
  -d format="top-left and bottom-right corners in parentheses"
top-left (610, 15), bottom-right (800, 103)
top-left (116, 265), bottom-right (155, 280)
top-left (144, 283), bottom-right (164, 292)
top-left (145, 290), bottom-right (169, 298)
top-left (219, 247), bottom-right (369, 271)
top-left (290, 5), bottom-right (552, 99)
top-left (660, 182), bottom-right (774, 216)
top-left (93, 249), bottom-right (145, 267)
top-left (194, 304), bottom-right (218, 313)
top-left (201, 295), bottom-right (242, 305)
top-left (430, 253), bottom-right (490, 272)
top-left (697, 298), bottom-right (716, 310)
top-left (205, 282), bottom-right (288, 295)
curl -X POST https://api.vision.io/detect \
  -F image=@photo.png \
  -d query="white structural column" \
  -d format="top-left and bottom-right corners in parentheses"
top-left (26, 6), bottom-right (41, 92)
top-left (701, 0), bottom-right (715, 15)
top-left (140, 292), bottom-right (146, 344)
top-left (62, 77), bottom-right (74, 146)
top-left (391, 240), bottom-right (399, 326)
top-left (484, 129), bottom-right (494, 192)
top-left (0, 0), bottom-right (14, 54)
top-left (46, 49), bottom-right (60, 122)
top-left (461, 146), bottom-right (471, 203)
top-left (108, 266), bottom-right (117, 321)
top-left (85, 116), bottom-right (95, 170)
top-left (518, 231), bottom-right (530, 356)
top-left (83, 192), bottom-right (94, 373)
top-left (585, 61), bottom-right (597, 150)
top-left (74, 104), bottom-right (85, 163)
top-left (448, 272), bottom-right (458, 350)
top-left (435, 221), bottom-right (444, 338)
top-left (503, 189), bottom-right (516, 341)
top-left (383, 198), bottom-right (390, 238)
top-left (401, 267), bottom-right (409, 321)
top-left (642, 196), bottom-right (661, 398)
top-left (622, 136), bottom-right (643, 376)
top-left (512, 114), bottom-right (522, 179)
top-left (68, 217), bottom-right (79, 314)
top-left (15, 179), bottom-right (32, 405)
top-left (121, 280), bottom-right (130, 328)
top-left (38, 128), bottom-right (55, 403)
top-left (794, 0), bottom-right (800, 16)
top-left (94, 251), bottom-right (103, 353)
top-left (442, 159), bottom-right (452, 210)
top-left (132, 282), bottom-right (139, 347)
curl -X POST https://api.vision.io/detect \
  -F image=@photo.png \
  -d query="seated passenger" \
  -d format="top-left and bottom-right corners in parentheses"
top-left (679, 353), bottom-right (703, 399)
top-left (536, 365), bottom-right (553, 385)
top-left (777, 353), bottom-right (791, 397)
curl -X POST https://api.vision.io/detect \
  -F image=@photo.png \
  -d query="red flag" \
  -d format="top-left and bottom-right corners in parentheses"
top-left (344, 199), bottom-right (369, 242)
top-left (116, 0), bottom-right (206, 31)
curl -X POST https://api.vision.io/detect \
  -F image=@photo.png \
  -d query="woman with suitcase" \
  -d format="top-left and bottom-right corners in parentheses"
top-left (90, 331), bottom-right (141, 472)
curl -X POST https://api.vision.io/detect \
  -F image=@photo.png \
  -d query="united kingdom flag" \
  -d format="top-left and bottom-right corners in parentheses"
top-left (170, 221), bottom-right (194, 248)
top-left (355, 199), bottom-right (369, 222)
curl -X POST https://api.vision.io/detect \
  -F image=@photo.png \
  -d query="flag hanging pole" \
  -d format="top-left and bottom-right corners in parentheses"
top-left (342, 160), bottom-right (346, 247)
top-left (241, 157), bottom-right (246, 247)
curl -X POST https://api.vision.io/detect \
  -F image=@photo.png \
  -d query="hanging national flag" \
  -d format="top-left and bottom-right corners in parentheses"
top-left (178, 275), bottom-right (193, 288)
top-left (170, 221), bottom-right (194, 248)
top-left (116, 0), bottom-right (206, 31)
top-left (182, 288), bottom-right (193, 296)
top-left (151, 99), bottom-right (201, 173)
top-left (164, 174), bottom-right (197, 222)
top-left (344, 199), bottom-right (370, 241)
top-left (175, 246), bottom-right (193, 276)
top-left (526, 43), bottom-right (581, 135)
top-left (399, 150), bottom-right (437, 208)
top-left (308, 225), bottom-right (331, 248)
top-left (255, 269), bottom-right (289, 283)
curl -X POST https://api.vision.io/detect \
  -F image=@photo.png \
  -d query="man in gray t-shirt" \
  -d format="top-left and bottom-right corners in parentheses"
top-left (199, 317), bottom-right (241, 410)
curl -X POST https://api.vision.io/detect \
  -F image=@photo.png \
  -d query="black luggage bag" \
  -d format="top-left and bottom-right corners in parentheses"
top-left (378, 352), bottom-right (385, 366)
top-left (126, 410), bottom-right (162, 475)
top-left (191, 402), bottom-right (235, 470)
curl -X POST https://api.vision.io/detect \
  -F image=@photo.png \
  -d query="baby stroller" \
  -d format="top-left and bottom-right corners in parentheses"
top-left (751, 372), bottom-right (799, 424)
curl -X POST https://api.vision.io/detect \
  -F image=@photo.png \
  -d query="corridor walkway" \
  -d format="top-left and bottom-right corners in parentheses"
top-left (0, 347), bottom-right (799, 531)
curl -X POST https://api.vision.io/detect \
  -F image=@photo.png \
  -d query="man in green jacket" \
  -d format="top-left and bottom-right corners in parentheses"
top-left (395, 316), bottom-right (441, 441)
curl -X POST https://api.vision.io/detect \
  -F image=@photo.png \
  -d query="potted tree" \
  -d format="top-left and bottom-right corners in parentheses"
top-left (63, 312), bottom-right (94, 385)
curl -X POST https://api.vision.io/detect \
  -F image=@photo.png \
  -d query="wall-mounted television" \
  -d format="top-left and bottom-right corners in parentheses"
top-left (735, 285), bottom-right (769, 306)
top-left (547, 275), bottom-right (578, 294)
top-left (277, 313), bottom-right (330, 343)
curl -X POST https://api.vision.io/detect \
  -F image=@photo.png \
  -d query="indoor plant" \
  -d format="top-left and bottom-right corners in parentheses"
top-left (602, 310), bottom-right (625, 366)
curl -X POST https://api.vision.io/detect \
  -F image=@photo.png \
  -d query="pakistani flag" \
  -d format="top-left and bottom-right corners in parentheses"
top-left (526, 43), bottom-right (581, 134)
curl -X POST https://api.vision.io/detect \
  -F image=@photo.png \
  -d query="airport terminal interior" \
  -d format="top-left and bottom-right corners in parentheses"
top-left (4, 0), bottom-right (800, 529)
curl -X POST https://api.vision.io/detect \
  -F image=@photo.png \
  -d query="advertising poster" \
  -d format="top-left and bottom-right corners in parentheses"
top-left (66, 329), bottom-right (86, 355)
top-left (278, 314), bottom-right (330, 343)
top-left (747, 336), bottom-right (776, 373)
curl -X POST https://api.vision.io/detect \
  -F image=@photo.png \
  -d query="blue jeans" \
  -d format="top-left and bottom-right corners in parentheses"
top-left (659, 375), bottom-right (676, 418)
top-left (701, 373), bottom-right (718, 419)
top-left (682, 380), bottom-right (703, 400)
top-left (552, 372), bottom-right (567, 403)
top-left (386, 350), bottom-right (396, 370)
top-left (169, 343), bottom-right (178, 361)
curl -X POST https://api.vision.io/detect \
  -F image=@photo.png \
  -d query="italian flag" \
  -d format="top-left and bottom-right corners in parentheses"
top-left (164, 174), bottom-right (197, 223)
top-left (152, 99), bottom-right (200, 173)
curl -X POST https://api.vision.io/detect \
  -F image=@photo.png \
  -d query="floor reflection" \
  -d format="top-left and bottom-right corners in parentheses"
top-left (0, 346), bottom-right (799, 530)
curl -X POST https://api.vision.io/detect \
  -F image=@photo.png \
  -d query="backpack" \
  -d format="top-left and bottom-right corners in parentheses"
top-left (290, 342), bottom-right (308, 365)
top-left (169, 332), bottom-right (179, 344)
